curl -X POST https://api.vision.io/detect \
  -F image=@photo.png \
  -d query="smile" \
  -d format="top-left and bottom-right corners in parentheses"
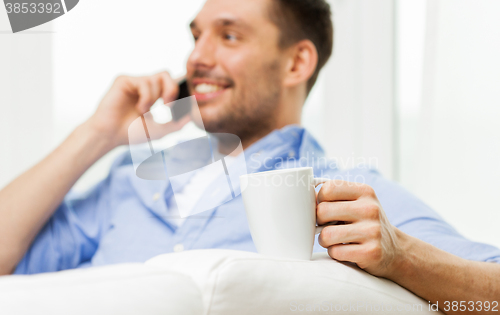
top-left (192, 80), bottom-right (231, 102)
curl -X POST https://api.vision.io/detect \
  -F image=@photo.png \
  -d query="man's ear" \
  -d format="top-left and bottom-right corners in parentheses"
top-left (282, 39), bottom-right (318, 89)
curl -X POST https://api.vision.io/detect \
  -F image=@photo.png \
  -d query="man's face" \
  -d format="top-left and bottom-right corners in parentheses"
top-left (186, 0), bottom-right (285, 140)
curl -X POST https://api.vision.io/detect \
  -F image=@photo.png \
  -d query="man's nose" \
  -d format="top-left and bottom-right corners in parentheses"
top-left (187, 34), bottom-right (216, 70)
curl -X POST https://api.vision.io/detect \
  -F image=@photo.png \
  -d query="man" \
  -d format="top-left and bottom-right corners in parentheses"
top-left (0, 0), bottom-right (499, 312)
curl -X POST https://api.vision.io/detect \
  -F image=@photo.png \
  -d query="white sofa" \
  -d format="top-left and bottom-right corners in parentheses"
top-left (0, 250), bottom-right (441, 314)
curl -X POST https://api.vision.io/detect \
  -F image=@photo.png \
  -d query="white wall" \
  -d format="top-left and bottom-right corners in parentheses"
top-left (322, 0), bottom-right (396, 180)
top-left (396, 0), bottom-right (427, 190)
top-left (412, 0), bottom-right (500, 248)
top-left (0, 10), bottom-right (53, 189)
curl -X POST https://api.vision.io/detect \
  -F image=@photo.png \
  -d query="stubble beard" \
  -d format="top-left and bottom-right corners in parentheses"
top-left (200, 59), bottom-right (282, 146)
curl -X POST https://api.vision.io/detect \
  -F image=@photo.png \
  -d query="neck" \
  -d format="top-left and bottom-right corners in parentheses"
top-left (215, 116), bottom-right (300, 155)
top-left (215, 127), bottom-right (272, 156)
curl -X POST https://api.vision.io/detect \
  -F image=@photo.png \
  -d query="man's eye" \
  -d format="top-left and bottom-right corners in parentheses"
top-left (223, 33), bottom-right (237, 41)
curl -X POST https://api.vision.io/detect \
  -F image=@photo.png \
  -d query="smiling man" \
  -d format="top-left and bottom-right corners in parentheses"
top-left (187, 0), bottom-right (322, 148)
top-left (0, 0), bottom-right (499, 312)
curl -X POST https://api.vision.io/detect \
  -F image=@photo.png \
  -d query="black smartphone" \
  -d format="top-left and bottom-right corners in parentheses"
top-left (171, 79), bottom-right (192, 121)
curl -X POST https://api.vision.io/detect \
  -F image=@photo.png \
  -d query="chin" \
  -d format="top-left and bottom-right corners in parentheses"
top-left (194, 98), bottom-right (229, 131)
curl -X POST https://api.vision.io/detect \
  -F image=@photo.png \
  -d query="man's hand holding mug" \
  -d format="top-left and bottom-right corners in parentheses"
top-left (316, 180), bottom-right (404, 277)
top-left (240, 167), bottom-right (404, 278)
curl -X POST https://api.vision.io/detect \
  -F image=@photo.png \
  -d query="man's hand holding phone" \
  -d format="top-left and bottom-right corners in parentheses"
top-left (0, 71), bottom-right (194, 275)
top-left (88, 71), bottom-right (191, 149)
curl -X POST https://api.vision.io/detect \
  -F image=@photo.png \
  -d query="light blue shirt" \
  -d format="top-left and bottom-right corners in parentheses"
top-left (15, 125), bottom-right (500, 274)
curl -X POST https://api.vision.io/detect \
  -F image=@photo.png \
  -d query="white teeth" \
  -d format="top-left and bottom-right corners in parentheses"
top-left (194, 83), bottom-right (223, 94)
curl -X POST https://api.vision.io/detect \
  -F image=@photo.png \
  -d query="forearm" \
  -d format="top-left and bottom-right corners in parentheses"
top-left (0, 120), bottom-right (113, 275)
top-left (389, 230), bottom-right (500, 314)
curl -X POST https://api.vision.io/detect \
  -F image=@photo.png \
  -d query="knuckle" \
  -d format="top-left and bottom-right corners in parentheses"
top-left (318, 234), bottom-right (325, 246)
top-left (140, 88), bottom-right (151, 98)
top-left (367, 223), bottom-right (382, 240)
top-left (316, 202), bottom-right (328, 219)
top-left (322, 180), bottom-right (335, 195)
top-left (149, 74), bottom-right (161, 84)
top-left (362, 184), bottom-right (376, 197)
top-left (367, 243), bottom-right (383, 261)
top-left (318, 233), bottom-right (326, 246)
top-left (142, 77), bottom-right (153, 86)
top-left (159, 71), bottom-right (172, 83)
top-left (328, 245), bottom-right (347, 261)
top-left (319, 227), bottom-right (333, 245)
top-left (362, 203), bottom-right (380, 220)
top-left (114, 75), bottom-right (128, 85)
top-left (140, 80), bottom-right (152, 93)
top-left (318, 230), bottom-right (327, 245)
top-left (327, 246), bottom-right (339, 259)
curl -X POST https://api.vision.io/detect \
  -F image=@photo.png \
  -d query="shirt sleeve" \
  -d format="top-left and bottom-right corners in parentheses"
top-left (13, 159), bottom-right (122, 274)
top-left (364, 168), bottom-right (500, 264)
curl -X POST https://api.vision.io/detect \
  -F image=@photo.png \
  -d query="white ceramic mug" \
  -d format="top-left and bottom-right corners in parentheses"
top-left (239, 167), bottom-right (330, 260)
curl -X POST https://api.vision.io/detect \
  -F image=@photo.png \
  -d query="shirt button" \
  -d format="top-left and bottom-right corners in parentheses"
top-left (173, 244), bottom-right (184, 253)
top-left (288, 151), bottom-right (295, 158)
top-left (152, 193), bottom-right (161, 201)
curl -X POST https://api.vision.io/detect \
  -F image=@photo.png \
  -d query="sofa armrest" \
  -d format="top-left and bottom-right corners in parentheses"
top-left (0, 263), bottom-right (203, 315)
top-left (146, 249), bottom-right (442, 315)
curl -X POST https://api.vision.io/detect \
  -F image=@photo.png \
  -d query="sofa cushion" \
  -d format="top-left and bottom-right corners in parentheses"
top-left (0, 263), bottom-right (203, 315)
top-left (146, 249), bottom-right (441, 314)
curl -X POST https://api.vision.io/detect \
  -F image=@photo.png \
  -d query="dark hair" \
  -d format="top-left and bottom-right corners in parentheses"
top-left (268, 0), bottom-right (334, 94)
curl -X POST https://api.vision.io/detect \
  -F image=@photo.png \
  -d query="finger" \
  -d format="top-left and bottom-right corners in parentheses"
top-left (316, 201), bottom-right (360, 225)
top-left (318, 224), bottom-right (365, 248)
top-left (158, 71), bottom-right (179, 104)
top-left (317, 180), bottom-right (364, 203)
top-left (148, 77), bottom-right (162, 106)
top-left (136, 79), bottom-right (154, 114)
top-left (327, 244), bottom-right (365, 263)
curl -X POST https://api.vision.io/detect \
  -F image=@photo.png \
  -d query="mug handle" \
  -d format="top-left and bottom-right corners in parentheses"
top-left (312, 178), bottom-right (337, 234)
